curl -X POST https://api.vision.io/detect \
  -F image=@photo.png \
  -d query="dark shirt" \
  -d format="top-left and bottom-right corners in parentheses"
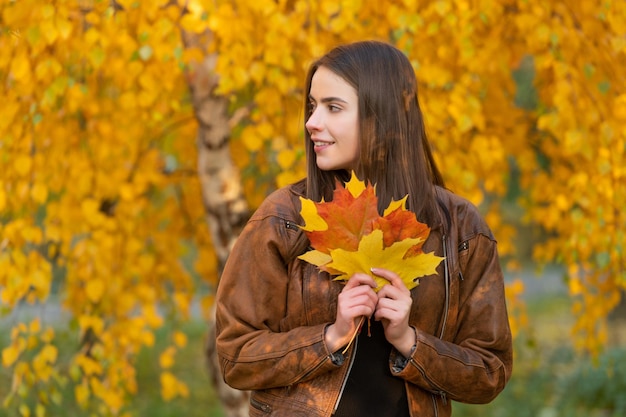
top-left (334, 319), bottom-right (410, 417)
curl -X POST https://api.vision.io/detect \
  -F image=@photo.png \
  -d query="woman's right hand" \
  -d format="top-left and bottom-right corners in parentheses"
top-left (324, 273), bottom-right (378, 352)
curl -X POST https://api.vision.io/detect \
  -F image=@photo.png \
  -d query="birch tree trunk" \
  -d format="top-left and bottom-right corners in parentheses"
top-left (182, 30), bottom-right (251, 417)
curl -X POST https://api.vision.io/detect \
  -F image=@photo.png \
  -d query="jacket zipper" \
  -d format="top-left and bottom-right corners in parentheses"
top-left (458, 240), bottom-right (467, 281)
top-left (439, 234), bottom-right (450, 340)
top-left (250, 396), bottom-right (272, 413)
top-left (332, 336), bottom-right (359, 413)
top-left (430, 394), bottom-right (439, 417)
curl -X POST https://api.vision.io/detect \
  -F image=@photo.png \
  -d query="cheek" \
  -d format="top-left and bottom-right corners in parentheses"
top-left (343, 116), bottom-right (358, 142)
top-left (347, 134), bottom-right (360, 163)
top-left (350, 125), bottom-right (360, 154)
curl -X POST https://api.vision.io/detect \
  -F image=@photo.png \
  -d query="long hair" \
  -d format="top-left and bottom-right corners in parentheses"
top-left (303, 40), bottom-right (445, 225)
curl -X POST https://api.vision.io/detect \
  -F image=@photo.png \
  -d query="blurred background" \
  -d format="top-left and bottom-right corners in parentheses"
top-left (1, 0), bottom-right (624, 416)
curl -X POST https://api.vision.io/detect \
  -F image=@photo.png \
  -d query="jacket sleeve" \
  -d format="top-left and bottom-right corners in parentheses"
top-left (214, 194), bottom-right (341, 391)
top-left (392, 232), bottom-right (513, 404)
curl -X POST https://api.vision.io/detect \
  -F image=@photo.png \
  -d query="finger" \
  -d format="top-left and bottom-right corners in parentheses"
top-left (338, 288), bottom-right (378, 316)
top-left (374, 306), bottom-right (404, 323)
top-left (370, 267), bottom-right (409, 292)
top-left (373, 307), bottom-right (392, 322)
top-left (342, 292), bottom-right (377, 310)
top-left (347, 304), bottom-right (375, 319)
top-left (340, 283), bottom-right (378, 305)
top-left (343, 272), bottom-right (377, 290)
top-left (376, 298), bottom-right (410, 315)
top-left (377, 284), bottom-right (401, 300)
top-left (377, 281), bottom-right (412, 301)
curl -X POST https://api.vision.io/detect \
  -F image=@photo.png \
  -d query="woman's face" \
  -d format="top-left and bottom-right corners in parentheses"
top-left (306, 66), bottom-right (360, 172)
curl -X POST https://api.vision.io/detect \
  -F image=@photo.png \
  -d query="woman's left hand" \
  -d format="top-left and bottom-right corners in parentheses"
top-left (372, 267), bottom-right (416, 358)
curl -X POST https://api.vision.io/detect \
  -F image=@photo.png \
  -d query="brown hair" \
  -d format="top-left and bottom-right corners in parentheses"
top-left (303, 40), bottom-right (444, 224)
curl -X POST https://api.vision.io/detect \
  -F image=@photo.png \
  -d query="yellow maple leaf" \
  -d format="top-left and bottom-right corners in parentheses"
top-left (327, 229), bottom-right (443, 291)
top-left (298, 249), bottom-right (331, 268)
top-left (299, 198), bottom-right (328, 232)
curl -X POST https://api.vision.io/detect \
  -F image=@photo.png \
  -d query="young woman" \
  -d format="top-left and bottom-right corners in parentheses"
top-left (215, 40), bottom-right (513, 417)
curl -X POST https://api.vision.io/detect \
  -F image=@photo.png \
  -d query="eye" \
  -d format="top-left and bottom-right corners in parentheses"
top-left (328, 104), bottom-right (341, 112)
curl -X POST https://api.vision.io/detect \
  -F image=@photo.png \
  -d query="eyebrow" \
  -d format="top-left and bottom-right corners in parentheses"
top-left (308, 95), bottom-right (349, 104)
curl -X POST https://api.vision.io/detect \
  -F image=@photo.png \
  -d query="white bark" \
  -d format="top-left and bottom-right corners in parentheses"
top-left (182, 30), bottom-right (251, 417)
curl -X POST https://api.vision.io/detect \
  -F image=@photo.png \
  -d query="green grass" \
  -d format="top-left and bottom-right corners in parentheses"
top-left (132, 320), bottom-right (225, 417)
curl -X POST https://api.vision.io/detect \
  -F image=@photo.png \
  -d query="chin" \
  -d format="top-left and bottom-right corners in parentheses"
top-left (316, 163), bottom-right (345, 172)
top-left (316, 159), bottom-right (353, 172)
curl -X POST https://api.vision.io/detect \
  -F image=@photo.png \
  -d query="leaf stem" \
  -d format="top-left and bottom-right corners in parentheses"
top-left (342, 316), bottom-right (365, 354)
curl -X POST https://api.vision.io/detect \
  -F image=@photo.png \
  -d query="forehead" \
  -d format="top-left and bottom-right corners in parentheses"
top-left (309, 66), bottom-right (357, 98)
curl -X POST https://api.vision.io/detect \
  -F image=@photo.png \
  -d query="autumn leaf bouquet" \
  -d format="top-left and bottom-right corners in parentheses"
top-left (298, 172), bottom-right (444, 291)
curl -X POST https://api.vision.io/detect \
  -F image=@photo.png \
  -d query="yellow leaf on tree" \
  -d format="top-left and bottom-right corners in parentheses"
top-left (159, 346), bottom-right (176, 369)
top-left (2, 344), bottom-right (21, 367)
top-left (32, 344), bottom-right (57, 381)
top-left (173, 331), bottom-right (187, 348)
top-left (75, 354), bottom-right (102, 376)
top-left (85, 278), bottom-right (105, 303)
top-left (143, 305), bottom-right (164, 328)
top-left (241, 126), bottom-right (264, 152)
top-left (100, 388), bottom-right (124, 414)
top-left (173, 292), bottom-right (190, 317)
top-left (10, 53), bottom-right (31, 82)
top-left (160, 371), bottom-right (189, 401)
top-left (30, 183), bottom-right (48, 204)
top-left (276, 149), bottom-right (296, 169)
top-left (40, 328), bottom-right (55, 343)
top-left (14, 155), bottom-right (32, 177)
top-left (0, 186), bottom-right (6, 212)
top-left (81, 199), bottom-right (103, 227)
top-left (29, 318), bottom-right (41, 334)
top-left (78, 315), bottom-right (104, 335)
top-left (18, 404), bottom-right (30, 417)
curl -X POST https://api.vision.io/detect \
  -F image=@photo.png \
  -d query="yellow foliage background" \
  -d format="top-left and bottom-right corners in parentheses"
top-left (0, 0), bottom-right (624, 415)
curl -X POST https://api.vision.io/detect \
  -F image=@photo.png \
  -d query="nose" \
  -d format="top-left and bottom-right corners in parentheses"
top-left (305, 107), bottom-right (322, 133)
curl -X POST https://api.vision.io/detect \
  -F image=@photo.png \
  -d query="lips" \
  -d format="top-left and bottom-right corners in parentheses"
top-left (312, 138), bottom-right (335, 148)
top-left (312, 141), bottom-right (334, 153)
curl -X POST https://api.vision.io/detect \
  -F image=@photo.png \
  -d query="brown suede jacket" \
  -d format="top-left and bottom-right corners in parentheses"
top-left (215, 180), bottom-right (513, 417)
